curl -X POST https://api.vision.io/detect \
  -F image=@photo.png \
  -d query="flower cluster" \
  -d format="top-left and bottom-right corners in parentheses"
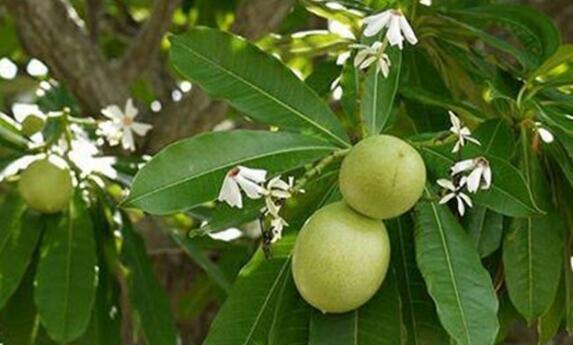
top-left (349, 0), bottom-right (428, 78)
top-left (437, 112), bottom-right (492, 216)
top-left (98, 99), bottom-right (153, 151)
top-left (218, 166), bottom-right (296, 243)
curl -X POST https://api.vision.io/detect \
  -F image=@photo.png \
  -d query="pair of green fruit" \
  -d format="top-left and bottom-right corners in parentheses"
top-left (292, 135), bottom-right (426, 314)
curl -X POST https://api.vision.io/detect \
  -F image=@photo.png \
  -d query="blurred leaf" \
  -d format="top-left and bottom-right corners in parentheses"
top-left (0, 194), bottom-right (42, 309)
top-left (401, 86), bottom-right (486, 120)
top-left (537, 275), bottom-right (565, 344)
top-left (308, 269), bottom-right (404, 345)
top-left (170, 233), bottom-right (232, 293)
top-left (35, 195), bottom-right (97, 344)
top-left (462, 206), bottom-right (503, 258)
top-left (125, 130), bottom-right (337, 214)
top-left (530, 44), bottom-right (573, 83)
top-left (0, 113), bottom-right (28, 151)
top-left (387, 215), bottom-right (450, 344)
top-left (202, 235), bottom-right (294, 345)
top-left (305, 61), bottom-right (341, 98)
top-left (170, 28), bottom-right (349, 146)
top-left (415, 188), bottom-right (499, 345)
top-left (120, 217), bottom-right (178, 345)
top-left (362, 46), bottom-right (402, 135)
top-left (472, 119), bottom-right (516, 159)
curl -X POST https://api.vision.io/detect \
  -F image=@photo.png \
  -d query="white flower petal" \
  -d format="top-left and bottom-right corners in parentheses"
top-left (363, 11), bottom-right (391, 37)
top-left (131, 122), bottom-right (153, 136)
top-left (449, 111), bottom-right (461, 130)
top-left (386, 15), bottom-right (404, 49)
top-left (218, 176), bottom-right (243, 208)
top-left (420, 0), bottom-right (432, 6)
top-left (538, 127), bottom-right (554, 143)
top-left (121, 128), bottom-right (135, 151)
top-left (125, 98), bottom-right (139, 119)
top-left (437, 178), bottom-right (456, 191)
top-left (456, 196), bottom-right (466, 216)
top-left (439, 193), bottom-right (456, 205)
top-left (238, 166), bottom-right (267, 183)
top-left (398, 15), bottom-right (418, 45)
top-left (101, 105), bottom-right (124, 121)
top-left (482, 166), bottom-right (492, 190)
top-left (459, 193), bottom-right (473, 208)
top-left (235, 175), bottom-right (265, 199)
top-left (451, 159), bottom-right (476, 175)
top-left (466, 166), bottom-right (483, 193)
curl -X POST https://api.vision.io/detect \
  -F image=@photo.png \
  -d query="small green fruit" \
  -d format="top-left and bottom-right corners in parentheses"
top-left (292, 202), bottom-right (390, 313)
top-left (339, 135), bottom-right (426, 219)
top-left (21, 114), bottom-right (46, 136)
top-left (18, 157), bottom-right (73, 214)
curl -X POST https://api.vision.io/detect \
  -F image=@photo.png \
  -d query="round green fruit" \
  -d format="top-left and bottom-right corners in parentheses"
top-left (339, 135), bottom-right (426, 220)
top-left (21, 115), bottom-right (46, 136)
top-left (18, 157), bottom-right (73, 214)
top-left (292, 202), bottom-right (390, 313)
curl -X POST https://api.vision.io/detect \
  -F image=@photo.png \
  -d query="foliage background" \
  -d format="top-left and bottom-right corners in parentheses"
top-left (0, 0), bottom-right (572, 344)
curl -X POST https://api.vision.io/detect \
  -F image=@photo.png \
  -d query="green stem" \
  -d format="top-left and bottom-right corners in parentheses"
top-left (294, 148), bottom-right (351, 192)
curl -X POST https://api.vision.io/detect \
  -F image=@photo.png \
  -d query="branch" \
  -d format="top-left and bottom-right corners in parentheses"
top-left (145, 0), bottom-right (295, 152)
top-left (116, 0), bottom-right (181, 84)
top-left (86, 0), bottom-right (104, 42)
top-left (5, 0), bottom-right (128, 112)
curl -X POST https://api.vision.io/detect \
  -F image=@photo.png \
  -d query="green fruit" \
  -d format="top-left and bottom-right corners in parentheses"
top-left (21, 115), bottom-right (45, 136)
top-left (18, 157), bottom-right (73, 214)
top-left (292, 202), bottom-right (390, 313)
top-left (339, 135), bottom-right (426, 219)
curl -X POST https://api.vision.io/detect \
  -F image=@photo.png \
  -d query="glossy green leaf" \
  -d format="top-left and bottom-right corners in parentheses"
top-left (537, 275), bottom-right (565, 344)
top-left (35, 195), bottom-right (97, 344)
top-left (124, 130), bottom-right (338, 214)
top-left (308, 269), bottom-right (404, 345)
top-left (268, 273), bottom-right (311, 345)
top-left (362, 46), bottom-right (402, 135)
top-left (0, 195), bottom-right (42, 309)
top-left (462, 206), bottom-right (503, 258)
top-left (472, 119), bottom-right (516, 159)
top-left (401, 87), bottom-right (486, 120)
top-left (503, 131), bottom-right (563, 323)
top-left (170, 28), bottom-right (349, 146)
top-left (202, 235), bottom-right (294, 345)
top-left (415, 189), bottom-right (499, 345)
top-left (388, 215), bottom-right (450, 345)
top-left (121, 218), bottom-right (178, 345)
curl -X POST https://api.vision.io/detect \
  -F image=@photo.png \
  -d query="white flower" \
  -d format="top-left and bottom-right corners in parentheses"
top-left (270, 217), bottom-right (289, 243)
top-left (352, 42), bottom-right (392, 77)
top-left (449, 111), bottom-right (481, 153)
top-left (420, 0), bottom-right (432, 6)
top-left (67, 126), bottom-right (116, 179)
top-left (566, 114), bottom-right (573, 121)
top-left (450, 157), bottom-right (492, 193)
top-left (264, 175), bottom-right (294, 200)
top-left (437, 178), bottom-right (473, 216)
top-left (534, 122), bottom-right (554, 143)
top-left (362, 10), bottom-right (418, 49)
top-left (99, 99), bottom-right (152, 151)
top-left (218, 166), bottom-right (267, 208)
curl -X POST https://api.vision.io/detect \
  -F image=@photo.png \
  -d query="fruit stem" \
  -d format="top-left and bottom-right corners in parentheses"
top-left (294, 148), bottom-right (350, 192)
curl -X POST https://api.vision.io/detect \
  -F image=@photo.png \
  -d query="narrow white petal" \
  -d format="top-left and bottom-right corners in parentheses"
top-left (420, 0), bottom-right (432, 6)
top-left (386, 15), bottom-right (404, 49)
top-left (237, 166), bottom-right (267, 183)
top-left (451, 159), bottom-right (476, 175)
top-left (130, 122), bottom-right (153, 136)
top-left (121, 128), bottom-right (135, 151)
top-left (449, 111), bottom-right (461, 130)
top-left (456, 196), bottom-right (466, 216)
top-left (452, 141), bottom-right (462, 153)
top-left (466, 136), bottom-right (482, 146)
top-left (466, 166), bottom-right (483, 193)
top-left (482, 166), bottom-right (492, 190)
top-left (437, 179), bottom-right (456, 191)
top-left (363, 11), bottom-right (391, 37)
top-left (218, 177), bottom-right (243, 208)
top-left (538, 128), bottom-right (554, 143)
top-left (101, 105), bottom-right (124, 121)
top-left (459, 193), bottom-right (473, 208)
top-left (125, 98), bottom-right (139, 119)
top-left (439, 193), bottom-right (456, 204)
top-left (360, 56), bottom-right (378, 70)
top-left (235, 175), bottom-right (265, 199)
top-left (354, 50), bottom-right (370, 67)
top-left (399, 15), bottom-right (418, 45)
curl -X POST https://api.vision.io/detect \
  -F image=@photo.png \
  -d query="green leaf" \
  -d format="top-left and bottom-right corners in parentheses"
top-left (415, 188), bottom-right (499, 345)
top-left (170, 233), bottom-right (232, 293)
top-left (124, 130), bottom-right (338, 214)
top-left (0, 113), bottom-right (29, 151)
top-left (503, 131), bottom-right (563, 323)
top-left (462, 206), bottom-right (503, 258)
top-left (35, 195), bottom-right (97, 344)
top-left (0, 195), bottom-right (42, 309)
top-left (170, 28), bottom-right (349, 146)
top-left (268, 273), bottom-right (311, 345)
top-left (401, 87), bottom-right (486, 120)
top-left (202, 235), bottom-right (294, 345)
top-left (537, 275), bottom-right (565, 344)
top-left (530, 44), bottom-right (573, 82)
top-left (387, 215), bottom-right (450, 344)
top-left (120, 218), bottom-right (178, 345)
top-left (362, 46), bottom-right (402, 135)
top-left (472, 119), bottom-right (516, 159)
top-left (308, 269), bottom-right (405, 345)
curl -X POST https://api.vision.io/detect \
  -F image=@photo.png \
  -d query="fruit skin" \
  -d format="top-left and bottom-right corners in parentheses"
top-left (18, 157), bottom-right (73, 214)
top-left (21, 115), bottom-right (46, 136)
top-left (292, 202), bottom-right (390, 313)
top-left (339, 135), bottom-right (426, 220)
